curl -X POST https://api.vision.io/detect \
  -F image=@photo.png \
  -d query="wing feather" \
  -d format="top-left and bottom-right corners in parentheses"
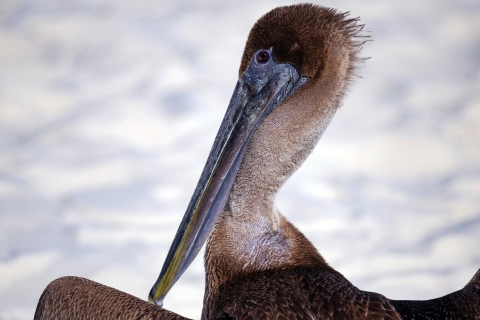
top-left (34, 277), bottom-right (190, 320)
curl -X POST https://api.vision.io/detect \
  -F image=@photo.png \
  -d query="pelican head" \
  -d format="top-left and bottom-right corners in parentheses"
top-left (149, 3), bottom-right (365, 306)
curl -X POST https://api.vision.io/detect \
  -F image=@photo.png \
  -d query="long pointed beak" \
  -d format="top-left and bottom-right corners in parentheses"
top-left (148, 56), bottom-right (307, 306)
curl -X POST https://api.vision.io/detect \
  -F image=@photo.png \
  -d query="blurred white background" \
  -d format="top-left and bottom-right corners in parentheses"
top-left (1, 0), bottom-right (479, 319)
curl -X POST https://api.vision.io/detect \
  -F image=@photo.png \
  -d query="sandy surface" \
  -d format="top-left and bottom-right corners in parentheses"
top-left (1, 0), bottom-right (480, 319)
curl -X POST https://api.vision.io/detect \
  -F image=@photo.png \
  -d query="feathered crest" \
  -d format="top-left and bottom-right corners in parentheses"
top-left (240, 3), bottom-right (370, 86)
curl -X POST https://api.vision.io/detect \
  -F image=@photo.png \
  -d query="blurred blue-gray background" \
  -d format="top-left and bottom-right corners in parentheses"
top-left (1, 0), bottom-right (480, 318)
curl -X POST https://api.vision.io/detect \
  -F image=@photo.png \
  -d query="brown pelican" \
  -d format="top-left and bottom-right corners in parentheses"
top-left (35, 4), bottom-right (480, 320)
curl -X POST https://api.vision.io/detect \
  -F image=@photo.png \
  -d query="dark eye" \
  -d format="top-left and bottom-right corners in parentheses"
top-left (257, 50), bottom-right (270, 64)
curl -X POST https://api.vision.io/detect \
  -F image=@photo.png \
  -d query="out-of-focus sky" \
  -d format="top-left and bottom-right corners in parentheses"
top-left (1, 0), bottom-right (479, 319)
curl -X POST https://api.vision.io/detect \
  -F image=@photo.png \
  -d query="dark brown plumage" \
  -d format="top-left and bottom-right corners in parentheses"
top-left (34, 269), bottom-right (480, 320)
top-left (34, 277), bottom-right (189, 320)
top-left (389, 269), bottom-right (480, 320)
top-left (212, 267), bottom-right (480, 320)
top-left (214, 267), bottom-right (401, 320)
top-left (34, 4), bottom-right (480, 320)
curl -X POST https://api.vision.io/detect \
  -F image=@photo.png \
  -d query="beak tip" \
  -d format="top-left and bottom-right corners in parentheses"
top-left (148, 285), bottom-right (165, 307)
top-left (148, 295), bottom-right (164, 307)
